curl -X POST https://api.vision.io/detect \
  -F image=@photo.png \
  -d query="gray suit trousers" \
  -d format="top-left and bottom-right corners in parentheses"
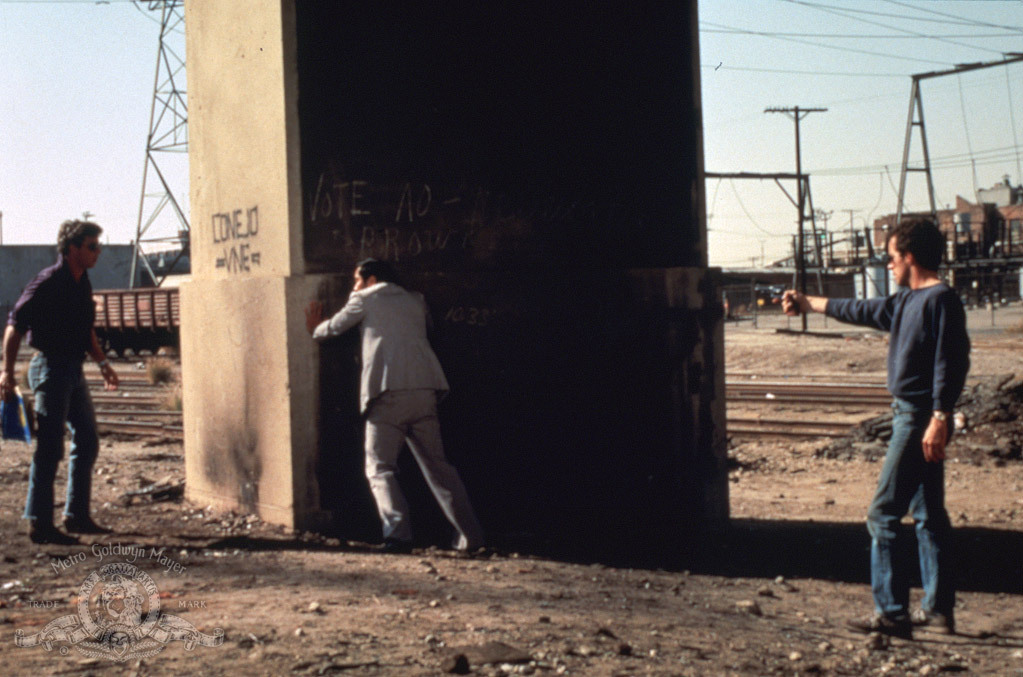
top-left (364, 389), bottom-right (483, 550)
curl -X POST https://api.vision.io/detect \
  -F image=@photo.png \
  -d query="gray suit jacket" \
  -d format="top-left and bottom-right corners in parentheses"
top-left (312, 282), bottom-right (449, 412)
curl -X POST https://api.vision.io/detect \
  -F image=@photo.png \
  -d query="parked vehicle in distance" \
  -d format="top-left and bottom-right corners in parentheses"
top-left (754, 284), bottom-right (786, 306)
top-left (93, 288), bottom-right (180, 356)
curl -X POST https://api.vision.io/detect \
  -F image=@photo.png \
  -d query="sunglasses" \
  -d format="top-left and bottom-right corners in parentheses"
top-left (85, 243), bottom-right (101, 252)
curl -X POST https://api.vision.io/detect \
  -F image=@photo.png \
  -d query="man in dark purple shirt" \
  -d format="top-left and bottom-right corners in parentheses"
top-left (1, 220), bottom-right (119, 544)
top-left (782, 218), bottom-right (968, 639)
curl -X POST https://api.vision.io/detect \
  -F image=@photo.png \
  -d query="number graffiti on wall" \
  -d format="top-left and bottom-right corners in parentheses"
top-left (444, 306), bottom-right (496, 327)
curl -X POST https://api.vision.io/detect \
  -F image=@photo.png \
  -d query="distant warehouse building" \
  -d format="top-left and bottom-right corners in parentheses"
top-left (0, 244), bottom-right (139, 318)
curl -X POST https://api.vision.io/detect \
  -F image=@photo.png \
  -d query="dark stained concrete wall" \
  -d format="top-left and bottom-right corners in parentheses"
top-left (297, 2), bottom-right (703, 272)
top-left (296, 1), bottom-right (724, 555)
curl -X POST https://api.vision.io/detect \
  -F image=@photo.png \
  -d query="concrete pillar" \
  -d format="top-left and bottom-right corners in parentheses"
top-left (183, 0), bottom-right (726, 552)
top-left (181, 0), bottom-right (326, 528)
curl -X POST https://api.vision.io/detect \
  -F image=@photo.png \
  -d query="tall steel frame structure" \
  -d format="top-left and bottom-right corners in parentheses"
top-left (895, 53), bottom-right (1023, 227)
top-left (130, 0), bottom-right (188, 288)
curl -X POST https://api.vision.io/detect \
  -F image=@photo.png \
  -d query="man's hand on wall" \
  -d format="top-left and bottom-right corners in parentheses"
top-left (305, 301), bottom-right (324, 335)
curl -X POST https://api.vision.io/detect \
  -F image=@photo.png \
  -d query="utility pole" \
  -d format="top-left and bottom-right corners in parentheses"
top-left (765, 106), bottom-right (827, 331)
top-left (844, 209), bottom-right (860, 264)
top-left (815, 208), bottom-right (833, 268)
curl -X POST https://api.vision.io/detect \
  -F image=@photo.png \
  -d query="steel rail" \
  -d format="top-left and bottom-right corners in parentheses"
top-left (728, 429), bottom-right (847, 439)
top-left (728, 382), bottom-right (887, 389)
top-left (96, 419), bottom-right (183, 439)
top-left (727, 384), bottom-right (889, 396)
top-left (90, 395), bottom-right (163, 406)
top-left (727, 394), bottom-right (890, 406)
top-left (727, 416), bottom-right (853, 437)
top-left (728, 416), bottom-right (854, 428)
top-left (93, 408), bottom-right (182, 418)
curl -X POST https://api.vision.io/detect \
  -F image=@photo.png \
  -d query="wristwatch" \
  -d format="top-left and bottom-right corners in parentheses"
top-left (932, 411), bottom-right (949, 423)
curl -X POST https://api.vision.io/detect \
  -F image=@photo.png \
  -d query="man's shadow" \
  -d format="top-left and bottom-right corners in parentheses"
top-left (680, 518), bottom-right (1023, 598)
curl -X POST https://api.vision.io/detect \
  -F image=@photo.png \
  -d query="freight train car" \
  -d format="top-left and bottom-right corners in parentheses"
top-left (93, 287), bottom-right (180, 356)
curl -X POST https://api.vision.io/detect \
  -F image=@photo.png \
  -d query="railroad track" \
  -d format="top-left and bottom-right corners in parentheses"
top-left (16, 362), bottom-right (886, 441)
top-left (726, 381), bottom-right (891, 406)
top-left (96, 419), bottom-right (183, 439)
top-left (726, 379), bottom-right (889, 439)
top-left (726, 417), bottom-right (852, 438)
top-left (11, 363), bottom-right (184, 440)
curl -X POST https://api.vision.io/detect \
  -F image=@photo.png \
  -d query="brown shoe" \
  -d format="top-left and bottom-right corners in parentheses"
top-left (63, 516), bottom-right (112, 535)
top-left (379, 539), bottom-right (413, 554)
top-left (911, 609), bottom-right (955, 635)
top-left (846, 614), bottom-right (913, 640)
top-left (29, 524), bottom-right (80, 545)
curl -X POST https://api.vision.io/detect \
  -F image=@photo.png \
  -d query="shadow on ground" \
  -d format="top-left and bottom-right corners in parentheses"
top-left (194, 519), bottom-right (1023, 597)
top-left (686, 519), bottom-right (1023, 597)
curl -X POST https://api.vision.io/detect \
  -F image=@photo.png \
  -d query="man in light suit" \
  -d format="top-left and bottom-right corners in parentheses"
top-left (306, 259), bottom-right (484, 553)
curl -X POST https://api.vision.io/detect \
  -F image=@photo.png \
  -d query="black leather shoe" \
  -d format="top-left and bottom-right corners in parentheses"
top-left (380, 539), bottom-right (413, 554)
top-left (63, 516), bottom-right (112, 535)
top-left (846, 614), bottom-right (913, 640)
top-left (911, 609), bottom-right (955, 635)
top-left (29, 524), bottom-right (80, 545)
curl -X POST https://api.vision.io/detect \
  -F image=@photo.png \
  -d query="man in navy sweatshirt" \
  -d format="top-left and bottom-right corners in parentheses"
top-left (782, 217), bottom-right (969, 639)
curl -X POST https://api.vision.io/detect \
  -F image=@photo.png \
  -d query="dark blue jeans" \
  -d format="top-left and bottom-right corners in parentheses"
top-left (23, 354), bottom-right (99, 524)
top-left (866, 398), bottom-right (954, 619)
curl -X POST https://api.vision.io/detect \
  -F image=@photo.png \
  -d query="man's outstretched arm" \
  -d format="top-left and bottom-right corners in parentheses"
top-left (780, 290), bottom-right (828, 316)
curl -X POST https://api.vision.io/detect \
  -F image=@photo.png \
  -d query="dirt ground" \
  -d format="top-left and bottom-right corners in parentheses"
top-left (1, 306), bottom-right (1021, 675)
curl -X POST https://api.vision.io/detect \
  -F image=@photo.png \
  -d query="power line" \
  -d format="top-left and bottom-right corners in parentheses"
top-left (780, 0), bottom-right (1023, 32)
top-left (865, 171), bottom-right (887, 226)
top-left (701, 20), bottom-right (951, 66)
top-left (729, 179), bottom-right (779, 237)
top-left (702, 27), bottom-right (1023, 40)
top-left (701, 64), bottom-right (909, 78)
top-left (881, 0), bottom-right (1023, 34)
top-left (808, 143), bottom-right (1023, 176)
top-left (956, 73), bottom-right (980, 193)
top-left (708, 227), bottom-right (789, 240)
top-left (1006, 62), bottom-right (1023, 183)
top-left (775, 0), bottom-right (1010, 56)
top-left (707, 177), bottom-right (724, 222)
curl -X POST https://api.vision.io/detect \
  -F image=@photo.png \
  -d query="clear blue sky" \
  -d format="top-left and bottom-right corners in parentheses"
top-left (2, 0), bottom-right (1022, 269)
top-left (0, 0), bottom-right (185, 248)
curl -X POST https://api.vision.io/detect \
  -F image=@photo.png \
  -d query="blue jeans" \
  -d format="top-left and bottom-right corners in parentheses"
top-left (866, 398), bottom-right (954, 618)
top-left (23, 354), bottom-right (99, 524)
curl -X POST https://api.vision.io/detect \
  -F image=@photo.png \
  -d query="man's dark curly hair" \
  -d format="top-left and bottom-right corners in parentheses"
top-left (57, 220), bottom-right (103, 256)
top-left (887, 217), bottom-right (945, 272)
top-left (356, 258), bottom-right (401, 286)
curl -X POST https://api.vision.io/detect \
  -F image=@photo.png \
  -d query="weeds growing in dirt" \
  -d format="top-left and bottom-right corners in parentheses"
top-left (146, 358), bottom-right (176, 385)
top-left (161, 383), bottom-right (183, 412)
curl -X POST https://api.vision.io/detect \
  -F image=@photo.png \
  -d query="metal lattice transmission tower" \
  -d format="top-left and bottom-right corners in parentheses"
top-left (130, 0), bottom-right (188, 288)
